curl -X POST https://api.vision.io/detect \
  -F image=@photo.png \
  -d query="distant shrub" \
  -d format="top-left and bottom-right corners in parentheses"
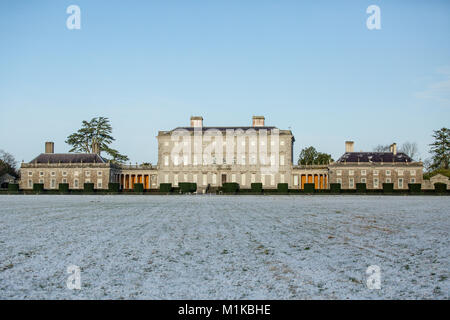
top-left (7, 184), bottom-right (19, 191)
top-left (133, 183), bottom-right (144, 193)
top-left (383, 183), bottom-right (394, 193)
top-left (303, 183), bottom-right (315, 193)
top-left (83, 183), bottom-right (94, 192)
top-left (330, 183), bottom-right (341, 193)
top-left (277, 183), bottom-right (289, 193)
top-left (251, 183), bottom-right (263, 193)
top-left (159, 183), bottom-right (172, 193)
top-left (356, 183), bottom-right (367, 193)
top-left (408, 183), bottom-right (422, 193)
top-left (179, 182), bottom-right (197, 193)
top-left (434, 183), bottom-right (447, 193)
top-left (33, 183), bottom-right (44, 192)
top-left (222, 183), bottom-right (240, 193)
top-left (58, 183), bottom-right (69, 193)
top-left (108, 183), bottom-right (120, 192)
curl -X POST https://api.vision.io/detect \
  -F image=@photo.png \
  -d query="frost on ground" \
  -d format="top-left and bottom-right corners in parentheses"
top-left (0, 195), bottom-right (448, 299)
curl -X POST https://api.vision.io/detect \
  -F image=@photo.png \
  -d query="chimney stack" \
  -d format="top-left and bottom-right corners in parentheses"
top-left (345, 141), bottom-right (354, 153)
top-left (190, 116), bottom-right (203, 128)
top-left (252, 116), bottom-right (265, 127)
top-left (391, 143), bottom-right (397, 155)
top-left (45, 142), bottom-right (54, 154)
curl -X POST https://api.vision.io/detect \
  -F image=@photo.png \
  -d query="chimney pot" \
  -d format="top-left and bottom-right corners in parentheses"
top-left (345, 141), bottom-right (354, 153)
top-left (252, 116), bottom-right (265, 127)
top-left (45, 142), bottom-right (54, 154)
top-left (190, 116), bottom-right (203, 128)
top-left (391, 143), bottom-right (397, 155)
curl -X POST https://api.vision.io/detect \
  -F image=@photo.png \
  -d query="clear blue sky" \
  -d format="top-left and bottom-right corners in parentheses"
top-left (1, 0), bottom-right (449, 164)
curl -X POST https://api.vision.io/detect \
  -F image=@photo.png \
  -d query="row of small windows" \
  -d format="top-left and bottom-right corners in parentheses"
top-left (164, 173), bottom-right (285, 186)
top-left (28, 171), bottom-right (103, 177)
top-left (163, 154), bottom-right (286, 166)
top-left (336, 169), bottom-right (416, 176)
top-left (163, 140), bottom-right (287, 147)
top-left (27, 178), bottom-right (103, 189)
top-left (336, 177), bottom-right (415, 188)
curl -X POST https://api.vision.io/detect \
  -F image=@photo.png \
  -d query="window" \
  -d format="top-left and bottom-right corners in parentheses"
top-left (336, 170), bottom-right (342, 176)
top-left (51, 171), bottom-right (56, 176)
top-left (232, 174), bottom-right (236, 183)
top-left (293, 175), bottom-right (299, 186)
top-left (62, 171), bottom-right (67, 176)
top-left (386, 178), bottom-right (391, 183)
top-left (361, 178), bottom-right (366, 183)
top-left (280, 174), bottom-right (285, 183)
top-left (164, 155), bottom-right (169, 166)
top-left (202, 174), bottom-right (207, 186)
top-left (174, 174), bottom-right (178, 187)
top-left (251, 173), bottom-right (256, 183)
top-left (164, 174), bottom-right (169, 183)
top-left (212, 173), bottom-right (217, 185)
top-left (280, 140), bottom-right (285, 146)
top-left (250, 155), bottom-right (256, 165)
top-left (241, 155), bottom-right (246, 165)
top-left (28, 171), bottom-right (33, 176)
top-left (410, 170), bottom-right (416, 176)
top-left (174, 155), bottom-right (179, 166)
top-left (97, 171), bottom-right (102, 176)
top-left (183, 174), bottom-right (187, 182)
top-left (373, 178), bottom-right (379, 188)
top-left (193, 174), bottom-right (197, 183)
top-left (361, 170), bottom-right (366, 176)
top-left (51, 179), bottom-right (56, 189)
top-left (241, 174), bottom-right (246, 186)
top-left (398, 178), bottom-right (404, 189)
top-left (411, 178), bottom-right (416, 183)
top-left (74, 171), bottom-right (79, 177)
top-left (62, 178), bottom-right (67, 183)
top-left (270, 174), bottom-right (275, 185)
top-left (349, 170), bottom-right (354, 176)
top-left (373, 170), bottom-right (379, 176)
top-left (97, 179), bottom-right (102, 189)
top-left (39, 171), bottom-right (44, 176)
top-left (337, 178), bottom-right (342, 185)
top-left (39, 179), bottom-right (44, 184)
top-left (85, 179), bottom-right (90, 183)
top-left (74, 179), bottom-right (79, 189)
top-left (398, 170), bottom-right (403, 176)
top-left (280, 155), bottom-right (285, 166)
top-left (349, 178), bottom-right (354, 188)
top-left (386, 170), bottom-right (391, 176)
top-left (85, 171), bottom-right (90, 177)
top-left (183, 155), bottom-right (188, 166)
top-left (193, 155), bottom-right (198, 166)
top-left (28, 179), bottom-right (32, 188)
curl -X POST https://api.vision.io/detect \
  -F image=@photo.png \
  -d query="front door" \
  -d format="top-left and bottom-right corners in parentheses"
top-left (221, 174), bottom-right (227, 185)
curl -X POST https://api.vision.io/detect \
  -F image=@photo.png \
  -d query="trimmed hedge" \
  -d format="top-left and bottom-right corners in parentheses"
top-left (434, 183), bottom-right (447, 193)
top-left (133, 183), bottom-right (144, 193)
top-left (33, 183), bottom-right (44, 192)
top-left (179, 182), bottom-right (197, 193)
top-left (383, 183), bottom-right (394, 193)
top-left (7, 184), bottom-right (19, 191)
top-left (222, 183), bottom-right (240, 193)
top-left (84, 183), bottom-right (95, 192)
top-left (251, 183), bottom-right (263, 193)
top-left (277, 183), bottom-right (289, 193)
top-left (408, 183), bottom-right (422, 193)
top-left (58, 183), bottom-right (69, 193)
top-left (330, 183), bottom-right (341, 193)
top-left (108, 183), bottom-right (120, 192)
top-left (303, 183), bottom-right (315, 193)
top-left (356, 183), bottom-right (367, 193)
top-left (159, 183), bottom-right (172, 193)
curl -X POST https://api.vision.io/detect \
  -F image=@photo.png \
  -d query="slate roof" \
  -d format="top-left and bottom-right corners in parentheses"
top-left (168, 126), bottom-right (278, 132)
top-left (29, 153), bottom-right (105, 164)
top-left (336, 152), bottom-right (413, 163)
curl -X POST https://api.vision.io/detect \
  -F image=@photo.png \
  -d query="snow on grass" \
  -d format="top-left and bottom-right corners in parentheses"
top-left (0, 195), bottom-right (448, 299)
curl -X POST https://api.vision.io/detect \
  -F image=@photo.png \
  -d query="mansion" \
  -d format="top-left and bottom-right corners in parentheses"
top-left (20, 116), bottom-right (426, 191)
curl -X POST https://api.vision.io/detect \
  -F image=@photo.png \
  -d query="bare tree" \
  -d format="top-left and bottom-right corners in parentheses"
top-left (373, 144), bottom-right (390, 152)
top-left (399, 142), bottom-right (419, 160)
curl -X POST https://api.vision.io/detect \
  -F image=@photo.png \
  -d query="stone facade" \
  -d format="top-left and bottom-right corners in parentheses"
top-left (19, 117), bottom-right (425, 191)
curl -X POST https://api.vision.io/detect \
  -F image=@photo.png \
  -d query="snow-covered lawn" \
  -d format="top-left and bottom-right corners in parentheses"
top-left (0, 195), bottom-right (448, 299)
